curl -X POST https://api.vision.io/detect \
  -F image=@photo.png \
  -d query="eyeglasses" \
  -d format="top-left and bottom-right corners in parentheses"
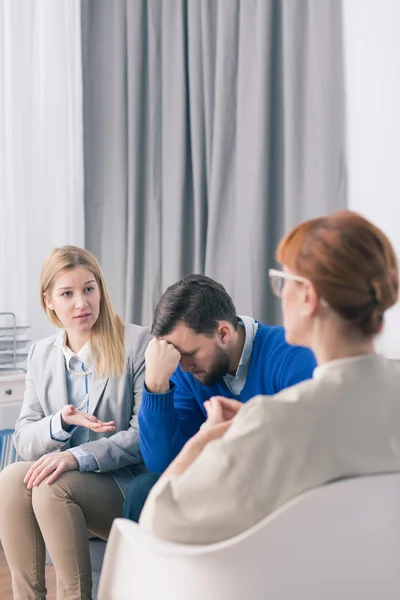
top-left (268, 268), bottom-right (309, 298)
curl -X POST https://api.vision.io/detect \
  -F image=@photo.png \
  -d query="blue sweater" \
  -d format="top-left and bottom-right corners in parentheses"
top-left (139, 324), bottom-right (317, 472)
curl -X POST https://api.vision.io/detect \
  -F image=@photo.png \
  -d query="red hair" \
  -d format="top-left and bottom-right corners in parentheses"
top-left (277, 210), bottom-right (398, 336)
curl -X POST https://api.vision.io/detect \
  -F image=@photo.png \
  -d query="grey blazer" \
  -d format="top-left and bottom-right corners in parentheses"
top-left (13, 322), bottom-right (152, 496)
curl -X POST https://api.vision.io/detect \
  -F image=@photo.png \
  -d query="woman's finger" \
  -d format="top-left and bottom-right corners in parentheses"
top-left (67, 412), bottom-right (97, 425)
top-left (214, 397), bottom-right (243, 419)
top-left (27, 462), bottom-right (53, 489)
top-left (23, 457), bottom-right (46, 483)
top-left (90, 419), bottom-right (115, 426)
top-left (74, 413), bottom-right (115, 428)
top-left (82, 418), bottom-right (115, 428)
top-left (204, 419), bottom-right (233, 441)
top-left (46, 466), bottom-right (64, 486)
top-left (82, 414), bottom-right (101, 423)
top-left (24, 468), bottom-right (36, 485)
top-left (62, 404), bottom-right (77, 417)
top-left (221, 406), bottom-right (238, 420)
top-left (210, 397), bottom-right (224, 418)
top-left (90, 424), bottom-right (116, 432)
top-left (26, 469), bottom-right (39, 488)
top-left (32, 464), bottom-right (56, 488)
top-left (213, 397), bottom-right (242, 410)
top-left (25, 459), bottom-right (50, 487)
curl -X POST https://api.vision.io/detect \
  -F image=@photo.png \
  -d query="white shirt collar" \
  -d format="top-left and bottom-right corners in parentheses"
top-left (237, 315), bottom-right (257, 371)
top-left (224, 315), bottom-right (258, 383)
top-left (59, 330), bottom-right (92, 370)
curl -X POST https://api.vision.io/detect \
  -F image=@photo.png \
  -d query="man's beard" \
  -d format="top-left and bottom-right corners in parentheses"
top-left (193, 345), bottom-right (231, 387)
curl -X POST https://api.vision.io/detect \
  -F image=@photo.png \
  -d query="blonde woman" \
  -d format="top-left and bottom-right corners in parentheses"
top-left (0, 246), bottom-right (151, 600)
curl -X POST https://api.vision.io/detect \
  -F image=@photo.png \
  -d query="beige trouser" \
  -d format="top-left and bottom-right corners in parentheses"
top-left (0, 461), bottom-right (124, 600)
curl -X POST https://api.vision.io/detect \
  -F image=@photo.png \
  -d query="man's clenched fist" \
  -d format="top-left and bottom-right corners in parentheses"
top-left (145, 338), bottom-right (181, 393)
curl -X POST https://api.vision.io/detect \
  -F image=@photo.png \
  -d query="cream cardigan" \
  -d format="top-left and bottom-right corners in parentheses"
top-left (140, 354), bottom-right (400, 544)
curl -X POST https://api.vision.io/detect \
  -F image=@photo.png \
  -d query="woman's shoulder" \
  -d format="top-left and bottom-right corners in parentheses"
top-left (123, 322), bottom-right (152, 358)
top-left (237, 377), bottom-right (322, 430)
top-left (252, 376), bottom-right (316, 412)
top-left (27, 333), bottom-right (61, 373)
top-left (29, 332), bottom-right (60, 357)
top-left (123, 321), bottom-right (152, 342)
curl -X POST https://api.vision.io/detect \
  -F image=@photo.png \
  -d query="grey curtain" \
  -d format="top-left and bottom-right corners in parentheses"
top-left (81, 0), bottom-right (346, 327)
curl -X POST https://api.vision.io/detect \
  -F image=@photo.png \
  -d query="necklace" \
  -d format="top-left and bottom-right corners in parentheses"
top-left (63, 358), bottom-right (91, 412)
top-left (77, 393), bottom-right (90, 412)
top-left (65, 359), bottom-right (92, 377)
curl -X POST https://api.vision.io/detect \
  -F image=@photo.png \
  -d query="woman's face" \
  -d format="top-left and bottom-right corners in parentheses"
top-left (44, 267), bottom-right (101, 338)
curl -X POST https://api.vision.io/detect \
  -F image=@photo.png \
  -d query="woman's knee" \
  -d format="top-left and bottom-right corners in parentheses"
top-left (31, 471), bottom-right (70, 515)
top-left (0, 462), bottom-right (32, 508)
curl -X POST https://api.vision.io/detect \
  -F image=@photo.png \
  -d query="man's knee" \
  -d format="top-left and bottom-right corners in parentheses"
top-left (123, 472), bottom-right (161, 522)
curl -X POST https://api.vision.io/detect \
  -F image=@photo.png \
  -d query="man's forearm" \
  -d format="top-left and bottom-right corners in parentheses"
top-left (139, 386), bottom-right (188, 471)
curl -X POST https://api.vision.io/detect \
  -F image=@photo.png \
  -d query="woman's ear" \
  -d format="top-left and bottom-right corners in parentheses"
top-left (302, 283), bottom-right (320, 318)
top-left (43, 292), bottom-right (53, 311)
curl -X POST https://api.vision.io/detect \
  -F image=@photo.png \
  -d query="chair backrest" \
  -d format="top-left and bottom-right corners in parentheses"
top-left (0, 429), bottom-right (21, 470)
top-left (99, 474), bottom-right (400, 600)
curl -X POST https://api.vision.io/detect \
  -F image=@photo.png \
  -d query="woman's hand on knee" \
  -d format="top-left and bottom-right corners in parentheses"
top-left (23, 451), bottom-right (79, 489)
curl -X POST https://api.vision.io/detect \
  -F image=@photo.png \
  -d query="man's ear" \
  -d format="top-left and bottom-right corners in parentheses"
top-left (217, 322), bottom-right (233, 344)
top-left (44, 292), bottom-right (53, 311)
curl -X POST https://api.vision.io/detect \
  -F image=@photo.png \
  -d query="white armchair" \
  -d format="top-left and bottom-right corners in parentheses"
top-left (99, 473), bottom-right (400, 600)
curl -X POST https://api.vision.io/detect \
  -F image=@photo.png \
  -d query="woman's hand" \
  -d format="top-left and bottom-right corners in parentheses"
top-left (24, 451), bottom-right (79, 488)
top-left (163, 419), bottom-right (234, 478)
top-left (166, 396), bottom-right (244, 476)
top-left (203, 396), bottom-right (243, 427)
top-left (61, 405), bottom-right (116, 432)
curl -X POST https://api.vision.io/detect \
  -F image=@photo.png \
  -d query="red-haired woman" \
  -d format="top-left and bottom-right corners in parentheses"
top-left (139, 210), bottom-right (400, 544)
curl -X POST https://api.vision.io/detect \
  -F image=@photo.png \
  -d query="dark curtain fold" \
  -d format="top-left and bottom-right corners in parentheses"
top-left (81, 0), bottom-right (346, 326)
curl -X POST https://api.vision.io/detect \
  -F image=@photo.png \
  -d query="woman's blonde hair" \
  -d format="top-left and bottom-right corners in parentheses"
top-left (40, 246), bottom-right (126, 378)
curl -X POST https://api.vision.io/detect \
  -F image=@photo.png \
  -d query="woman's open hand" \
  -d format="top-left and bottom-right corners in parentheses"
top-left (61, 405), bottom-right (115, 432)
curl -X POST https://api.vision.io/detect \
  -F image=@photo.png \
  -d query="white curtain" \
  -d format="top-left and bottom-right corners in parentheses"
top-left (343, 0), bottom-right (400, 358)
top-left (0, 0), bottom-right (84, 342)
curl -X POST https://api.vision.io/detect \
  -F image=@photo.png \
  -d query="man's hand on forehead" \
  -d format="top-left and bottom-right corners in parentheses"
top-left (144, 337), bottom-right (181, 394)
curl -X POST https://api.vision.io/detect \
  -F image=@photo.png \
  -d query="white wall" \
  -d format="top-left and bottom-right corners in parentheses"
top-left (343, 0), bottom-right (400, 357)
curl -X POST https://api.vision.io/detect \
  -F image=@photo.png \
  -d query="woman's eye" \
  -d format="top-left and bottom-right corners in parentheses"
top-left (62, 291), bottom-right (72, 297)
top-left (86, 287), bottom-right (95, 292)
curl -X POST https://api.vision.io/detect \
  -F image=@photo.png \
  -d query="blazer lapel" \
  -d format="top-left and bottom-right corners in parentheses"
top-left (88, 375), bottom-right (109, 415)
top-left (51, 334), bottom-right (108, 415)
top-left (51, 339), bottom-right (69, 409)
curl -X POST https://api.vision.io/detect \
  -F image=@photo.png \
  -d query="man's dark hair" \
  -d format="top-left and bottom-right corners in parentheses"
top-left (151, 274), bottom-right (238, 336)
